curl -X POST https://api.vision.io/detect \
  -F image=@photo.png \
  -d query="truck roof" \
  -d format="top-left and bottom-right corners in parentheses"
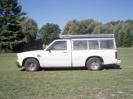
top-left (59, 34), bottom-right (114, 39)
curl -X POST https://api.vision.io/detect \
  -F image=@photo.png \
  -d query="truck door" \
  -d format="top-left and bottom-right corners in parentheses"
top-left (42, 40), bottom-right (71, 67)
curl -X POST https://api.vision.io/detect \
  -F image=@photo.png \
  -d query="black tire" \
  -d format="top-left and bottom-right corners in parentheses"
top-left (86, 57), bottom-right (102, 71)
top-left (24, 58), bottom-right (40, 72)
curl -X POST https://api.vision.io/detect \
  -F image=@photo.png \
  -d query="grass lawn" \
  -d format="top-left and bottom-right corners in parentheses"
top-left (0, 48), bottom-right (133, 99)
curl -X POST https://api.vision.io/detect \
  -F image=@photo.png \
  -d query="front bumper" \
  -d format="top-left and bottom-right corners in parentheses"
top-left (16, 61), bottom-right (22, 68)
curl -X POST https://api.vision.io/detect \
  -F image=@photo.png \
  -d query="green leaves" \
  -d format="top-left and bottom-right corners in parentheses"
top-left (63, 19), bottom-right (101, 34)
top-left (0, 0), bottom-right (25, 52)
top-left (20, 18), bottom-right (38, 43)
top-left (39, 23), bottom-right (61, 45)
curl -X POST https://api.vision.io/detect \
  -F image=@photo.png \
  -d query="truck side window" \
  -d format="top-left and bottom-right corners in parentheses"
top-left (73, 40), bottom-right (87, 50)
top-left (89, 40), bottom-right (99, 49)
top-left (48, 41), bottom-right (67, 50)
top-left (100, 40), bottom-right (114, 49)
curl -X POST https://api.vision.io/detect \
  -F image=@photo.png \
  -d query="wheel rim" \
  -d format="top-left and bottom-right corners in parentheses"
top-left (90, 62), bottom-right (100, 70)
top-left (28, 63), bottom-right (37, 71)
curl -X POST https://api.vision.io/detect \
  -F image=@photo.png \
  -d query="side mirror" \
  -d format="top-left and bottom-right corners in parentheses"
top-left (46, 48), bottom-right (51, 52)
top-left (47, 48), bottom-right (51, 52)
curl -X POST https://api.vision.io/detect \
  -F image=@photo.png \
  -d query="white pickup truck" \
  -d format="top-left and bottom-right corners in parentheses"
top-left (17, 34), bottom-right (121, 71)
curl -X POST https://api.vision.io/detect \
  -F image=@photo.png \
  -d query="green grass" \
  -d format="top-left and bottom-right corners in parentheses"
top-left (0, 48), bottom-right (133, 99)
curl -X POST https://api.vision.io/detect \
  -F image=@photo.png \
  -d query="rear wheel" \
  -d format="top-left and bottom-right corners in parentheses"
top-left (86, 57), bottom-right (102, 71)
top-left (24, 58), bottom-right (40, 72)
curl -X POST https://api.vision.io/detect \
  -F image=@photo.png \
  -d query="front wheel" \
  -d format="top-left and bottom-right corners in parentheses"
top-left (86, 57), bottom-right (102, 71)
top-left (24, 58), bottom-right (40, 72)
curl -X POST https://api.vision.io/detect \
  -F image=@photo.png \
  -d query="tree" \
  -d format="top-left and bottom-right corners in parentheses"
top-left (123, 32), bottom-right (132, 47)
top-left (20, 18), bottom-right (38, 50)
top-left (63, 19), bottom-right (100, 34)
top-left (79, 19), bottom-right (98, 34)
top-left (0, 0), bottom-right (26, 52)
top-left (21, 18), bottom-right (38, 43)
top-left (123, 22), bottom-right (133, 47)
top-left (112, 21), bottom-right (133, 47)
top-left (63, 20), bottom-right (80, 35)
top-left (39, 23), bottom-right (61, 45)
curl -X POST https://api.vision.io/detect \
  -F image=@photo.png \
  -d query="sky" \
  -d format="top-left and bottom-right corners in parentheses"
top-left (19, 0), bottom-right (133, 30)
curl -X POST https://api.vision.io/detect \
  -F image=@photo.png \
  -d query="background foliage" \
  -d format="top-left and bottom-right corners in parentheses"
top-left (63, 19), bottom-right (133, 47)
top-left (39, 23), bottom-right (61, 46)
top-left (0, 0), bottom-right (133, 52)
top-left (0, 0), bottom-right (25, 52)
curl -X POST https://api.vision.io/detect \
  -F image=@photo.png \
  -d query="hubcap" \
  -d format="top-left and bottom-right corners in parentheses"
top-left (29, 63), bottom-right (36, 71)
top-left (90, 62), bottom-right (100, 70)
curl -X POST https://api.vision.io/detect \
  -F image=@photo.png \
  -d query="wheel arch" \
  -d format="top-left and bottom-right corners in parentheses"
top-left (85, 56), bottom-right (104, 66)
top-left (22, 57), bottom-right (40, 66)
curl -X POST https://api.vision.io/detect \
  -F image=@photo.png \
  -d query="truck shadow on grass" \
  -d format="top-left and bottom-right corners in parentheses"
top-left (103, 64), bottom-right (121, 70)
top-left (41, 65), bottom-right (121, 71)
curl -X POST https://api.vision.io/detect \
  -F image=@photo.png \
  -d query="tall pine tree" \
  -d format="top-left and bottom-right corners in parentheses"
top-left (0, 0), bottom-right (25, 52)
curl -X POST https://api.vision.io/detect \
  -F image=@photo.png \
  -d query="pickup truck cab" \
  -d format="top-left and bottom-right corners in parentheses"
top-left (17, 34), bottom-right (121, 71)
